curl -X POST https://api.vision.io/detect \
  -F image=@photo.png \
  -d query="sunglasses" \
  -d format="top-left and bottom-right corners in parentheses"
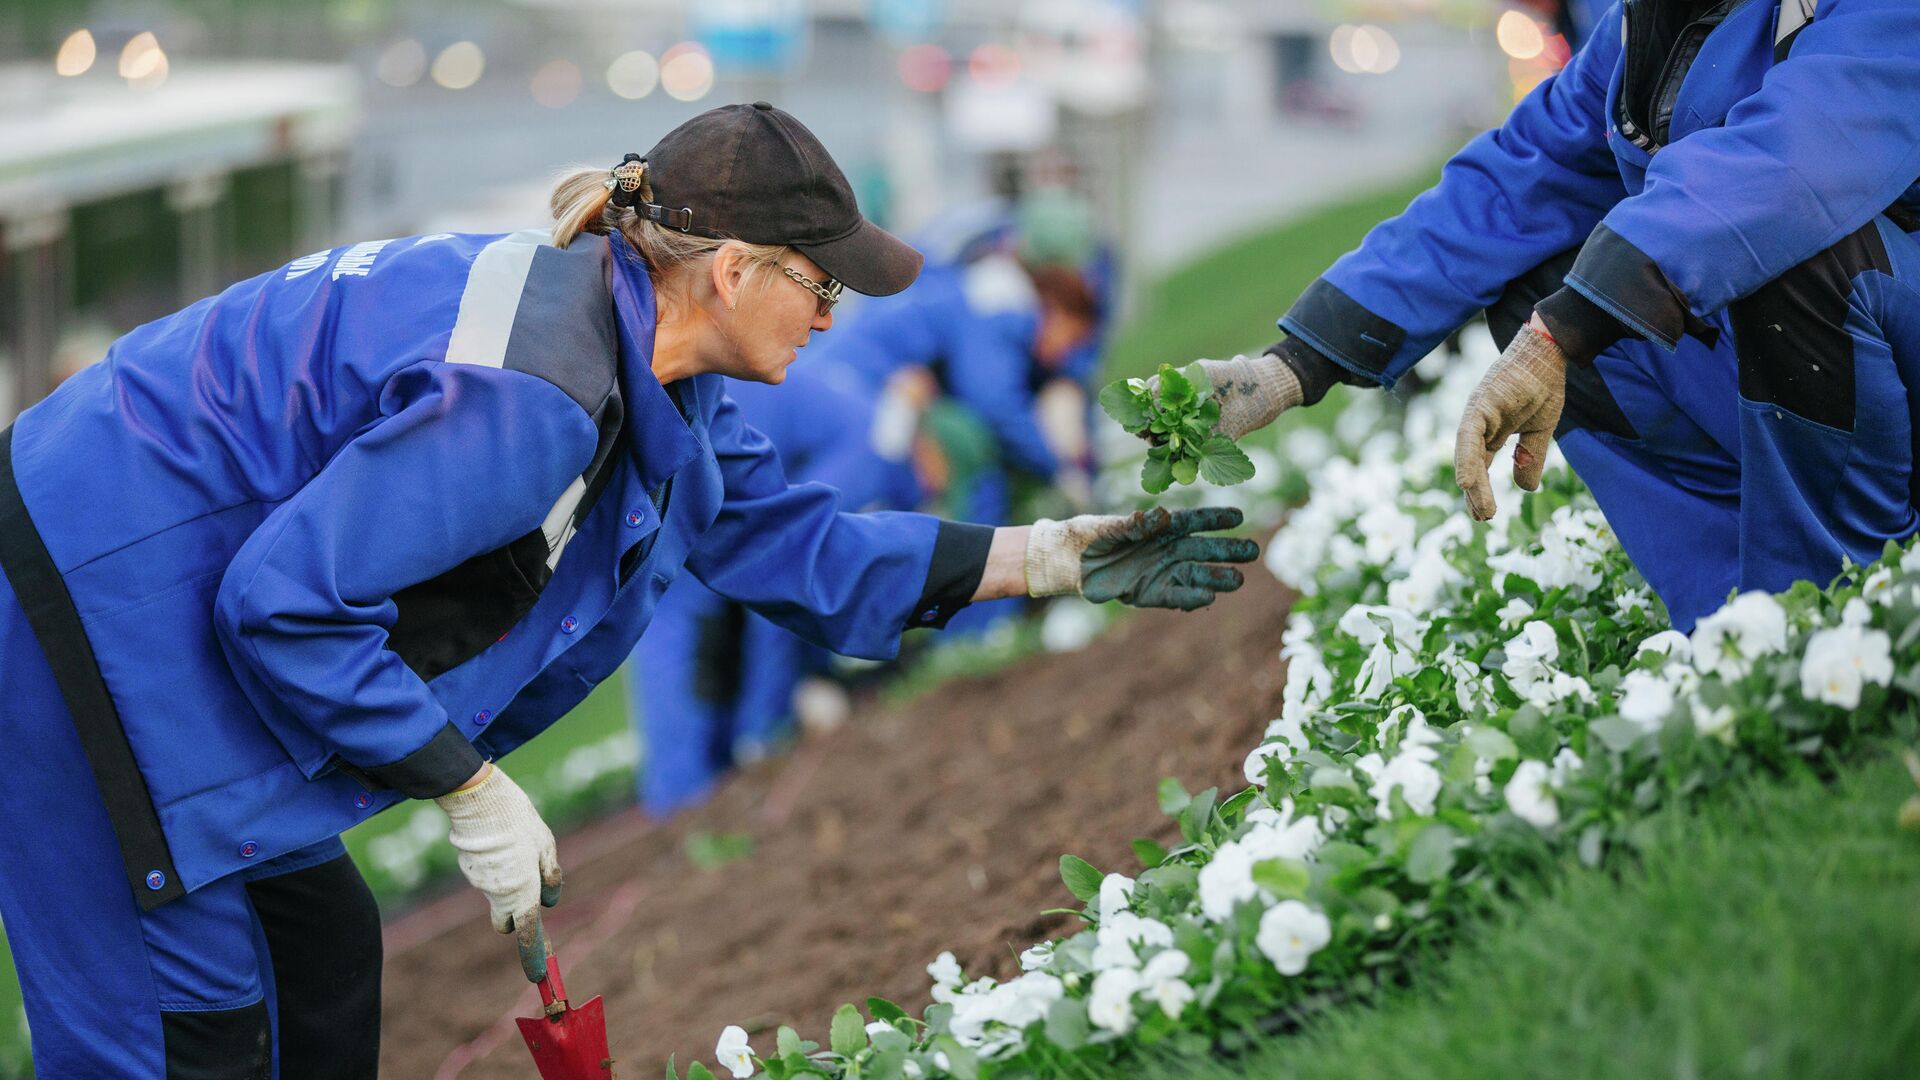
top-left (781, 265), bottom-right (844, 317)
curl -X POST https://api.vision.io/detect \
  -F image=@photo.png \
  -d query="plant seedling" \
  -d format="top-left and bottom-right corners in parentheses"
top-left (1099, 363), bottom-right (1256, 494)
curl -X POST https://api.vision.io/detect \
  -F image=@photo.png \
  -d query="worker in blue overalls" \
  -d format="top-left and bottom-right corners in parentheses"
top-left (816, 190), bottom-right (1115, 632)
top-left (0, 103), bottom-right (1255, 1077)
top-left (628, 359), bottom-right (923, 815)
top-left (1141, 0), bottom-right (1920, 633)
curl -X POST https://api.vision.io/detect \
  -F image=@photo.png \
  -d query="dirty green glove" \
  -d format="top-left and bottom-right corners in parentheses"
top-left (1025, 507), bottom-right (1258, 610)
top-left (1454, 321), bottom-right (1567, 521)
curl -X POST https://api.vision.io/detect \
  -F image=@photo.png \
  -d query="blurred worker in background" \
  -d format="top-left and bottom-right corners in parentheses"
top-left (814, 187), bottom-right (1116, 633)
top-left (628, 359), bottom-right (923, 815)
top-left (0, 102), bottom-right (1255, 1076)
top-left (1138, 0), bottom-right (1920, 635)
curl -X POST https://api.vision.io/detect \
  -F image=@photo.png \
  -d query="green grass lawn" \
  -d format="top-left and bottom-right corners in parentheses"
top-left (0, 168), bottom-right (1442, 1078)
top-left (1124, 747), bottom-right (1920, 1080)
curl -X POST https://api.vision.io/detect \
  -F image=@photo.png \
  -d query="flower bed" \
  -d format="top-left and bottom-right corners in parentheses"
top-left (680, 338), bottom-right (1920, 1080)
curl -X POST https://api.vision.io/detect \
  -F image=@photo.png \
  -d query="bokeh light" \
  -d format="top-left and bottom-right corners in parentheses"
top-left (119, 32), bottom-right (169, 90)
top-left (431, 41), bottom-right (485, 91)
top-left (968, 42), bottom-right (1021, 86)
top-left (1496, 10), bottom-right (1547, 61)
top-left (376, 39), bottom-right (426, 88)
top-left (1329, 24), bottom-right (1400, 75)
top-left (660, 42), bottom-right (714, 102)
top-left (606, 50), bottom-right (659, 100)
top-left (897, 43), bottom-right (951, 93)
top-left (530, 59), bottom-right (582, 109)
top-left (54, 29), bottom-right (96, 77)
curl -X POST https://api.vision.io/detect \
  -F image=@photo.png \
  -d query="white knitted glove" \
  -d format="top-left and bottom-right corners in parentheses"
top-left (1454, 322), bottom-right (1568, 521)
top-left (1145, 353), bottom-right (1304, 440)
top-left (435, 765), bottom-right (563, 935)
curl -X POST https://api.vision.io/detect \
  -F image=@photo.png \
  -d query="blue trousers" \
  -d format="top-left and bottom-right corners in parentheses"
top-left (1493, 216), bottom-right (1920, 630)
top-left (0, 575), bottom-right (382, 1077)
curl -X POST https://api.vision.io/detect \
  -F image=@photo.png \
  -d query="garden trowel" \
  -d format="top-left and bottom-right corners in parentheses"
top-left (516, 919), bottom-right (616, 1078)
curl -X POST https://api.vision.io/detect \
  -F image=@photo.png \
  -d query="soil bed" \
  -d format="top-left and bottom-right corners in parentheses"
top-left (380, 569), bottom-right (1292, 1078)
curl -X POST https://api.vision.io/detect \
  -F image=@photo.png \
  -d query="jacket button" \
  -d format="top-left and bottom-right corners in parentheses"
top-left (239, 841), bottom-right (259, 859)
top-left (560, 616), bottom-right (579, 634)
top-left (626, 509), bottom-right (644, 527)
top-left (354, 792), bottom-right (372, 810)
top-left (472, 709), bottom-right (492, 726)
top-left (920, 607), bottom-right (940, 622)
top-left (146, 870), bottom-right (166, 890)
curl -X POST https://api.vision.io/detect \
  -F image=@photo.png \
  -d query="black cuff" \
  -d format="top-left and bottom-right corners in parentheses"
top-left (1266, 336), bottom-right (1372, 407)
top-left (1565, 223), bottom-right (1717, 351)
top-left (1279, 277), bottom-right (1406, 383)
top-left (907, 521), bottom-right (995, 630)
top-left (353, 722), bottom-right (486, 799)
top-left (1532, 286), bottom-right (1629, 366)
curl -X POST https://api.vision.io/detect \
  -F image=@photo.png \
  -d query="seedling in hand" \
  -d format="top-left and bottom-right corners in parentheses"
top-left (1100, 363), bottom-right (1256, 494)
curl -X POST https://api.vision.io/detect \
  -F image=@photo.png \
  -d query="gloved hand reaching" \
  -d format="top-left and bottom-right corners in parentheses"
top-left (1453, 319), bottom-right (1568, 521)
top-left (1145, 353), bottom-right (1303, 440)
top-left (436, 764), bottom-right (564, 941)
top-left (1025, 506), bottom-right (1258, 609)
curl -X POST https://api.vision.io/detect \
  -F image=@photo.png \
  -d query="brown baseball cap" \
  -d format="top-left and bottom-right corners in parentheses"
top-left (635, 101), bottom-right (923, 297)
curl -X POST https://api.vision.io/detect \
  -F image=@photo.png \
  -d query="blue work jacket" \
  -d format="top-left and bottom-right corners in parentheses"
top-left (814, 258), bottom-right (1072, 478)
top-left (1281, 0), bottom-right (1920, 387)
top-left (0, 228), bottom-right (986, 907)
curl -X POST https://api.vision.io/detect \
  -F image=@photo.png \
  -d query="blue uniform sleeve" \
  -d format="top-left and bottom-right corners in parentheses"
top-left (214, 361), bottom-right (600, 797)
top-left (1280, 4), bottom-right (1626, 386)
top-left (684, 392), bottom-right (991, 659)
top-left (1566, 0), bottom-right (1920, 348)
top-left (943, 313), bottom-right (1061, 477)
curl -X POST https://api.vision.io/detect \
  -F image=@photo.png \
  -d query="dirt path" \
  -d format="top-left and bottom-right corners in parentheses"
top-left (380, 569), bottom-right (1292, 1078)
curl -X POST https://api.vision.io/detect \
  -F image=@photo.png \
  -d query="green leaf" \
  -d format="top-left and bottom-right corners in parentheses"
top-left (1131, 837), bottom-right (1169, 868)
top-left (1045, 997), bottom-right (1091, 1050)
top-left (1466, 726), bottom-right (1519, 762)
top-left (1196, 436), bottom-right (1256, 486)
top-left (776, 1026), bottom-right (803, 1058)
top-left (687, 1065), bottom-right (717, 1080)
top-left (1171, 455), bottom-right (1200, 486)
top-left (830, 1002), bottom-right (867, 1057)
top-left (1098, 379), bottom-right (1152, 432)
top-left (1141, 453), bottom-right (1175, 494)
top-left (1158, 363), bottom-right (1195, 407)
top-left (666, 1053), bottom-right (680, 1080)
top-left (1250, 857), bottom-right (1311, 899)
top-left (1060, 854), bottom-right (1104, 902)
top-left (1590, 714), bottom-right (1649, 753)
top-left (1183, 361), bottom-right (1212, 400)
top-left (866, 997), bottom-right (908, 1025)
top-left (1180, 787), bottom-right (1218, 843)
top-left (1405, 823), bottom-right (1460, 884)
top-left (1157, 777), bottom-right (1192, 815)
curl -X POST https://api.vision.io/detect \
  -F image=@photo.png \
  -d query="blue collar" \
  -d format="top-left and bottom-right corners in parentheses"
top-left (605, 230), bottom-right (703, 491)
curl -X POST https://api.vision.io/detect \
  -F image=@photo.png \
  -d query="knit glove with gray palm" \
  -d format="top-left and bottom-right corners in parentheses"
top-left (1025, 507), bottom-right (1257, 610)
top-left (1143, 352), bottom-right (1304, 440)
top-left (435, 764), bottom-right (564, 955)
top-left (1453, 323), bottom-right (1567, 521)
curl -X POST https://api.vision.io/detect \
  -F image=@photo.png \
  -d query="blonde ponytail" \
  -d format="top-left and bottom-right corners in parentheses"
top-left (550, 167), bottom-right (617, 248)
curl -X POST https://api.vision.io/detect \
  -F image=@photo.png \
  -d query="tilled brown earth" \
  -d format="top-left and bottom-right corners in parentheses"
top-left (381, 569), bottom-right (1291, 1078)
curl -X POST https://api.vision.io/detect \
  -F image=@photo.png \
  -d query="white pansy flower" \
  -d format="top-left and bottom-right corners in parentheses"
top-left (1357, 502), bottom-right (1417, 566)
top-left (1690, 591), bottom-right (1788, 681)
top-left (1616, 670), bottom-right (1676, 732)
top-left (1799, 624), bottom-right (1895, 709)
top-left (1613, 589), bottom-right (1651, 620)
top-left (1550, 747), bottom-right (1584, 785)
top-left (1368, 751), bottom-right (1442, 819)
top-left (716, 1025), bottom-right (755, 1079)
top-left (1523, 671), bottom-right (1595, 709)
top-left (1242, 812), bottom-right (1324, 864)
top-left (1502, 620), bottom-right (1561, 693)
top-left (1690, 699), bottom-right (1737, 742)
top-left (1284, 655), bottom-right (1336, 707)
top-left (1138, 950), bottom-right (1194, 1019)
top-left (1504, 759), bottom-right (1558, 829)
top-left (928, 951), bottom-right (964, 1003)
top-left (1841, 597), bottom-right (1873, 627)
top-left (1088, 969), bottom-right (1143, 1034)
top-left (1863, 567), bottom-right (1895, 605)
top-left (1635, 629), bottom-right (1692, 664)
top-left (1256, 901), bottom-right (1333, 976)
top-left (1091, 911), bottom-right (1173, 970)
top-left (1097, 873), bottom-right (1136, 921)
top-left (1387, 549), bottom-right (1459, 614)
top-left (1018, 942), bottom-right (1054, 972)
top-left (1496, 596), bottom-right (1536, 629)
top-left (1197, 841), bottom-right (1257, 922)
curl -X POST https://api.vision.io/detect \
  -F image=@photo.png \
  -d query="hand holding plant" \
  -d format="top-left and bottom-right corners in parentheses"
top-left (1099, 361), bottom-right (1259, 493)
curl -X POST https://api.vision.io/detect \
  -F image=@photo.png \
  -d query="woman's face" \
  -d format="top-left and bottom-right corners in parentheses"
top-left (709, 246), bottom-right (836, 385)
